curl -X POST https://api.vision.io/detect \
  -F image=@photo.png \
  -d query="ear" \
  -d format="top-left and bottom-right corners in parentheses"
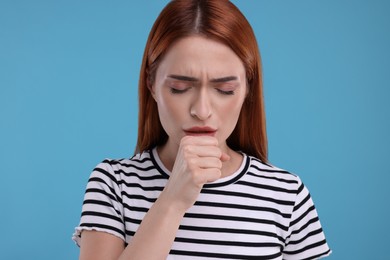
top-left (245, 80), bottom-right (250, 97)
top-left (147, 80), bottom-right (157, 101)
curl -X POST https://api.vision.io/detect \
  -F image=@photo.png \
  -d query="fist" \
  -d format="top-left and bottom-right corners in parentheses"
top-left (162, 136), bottom-right (230, 212)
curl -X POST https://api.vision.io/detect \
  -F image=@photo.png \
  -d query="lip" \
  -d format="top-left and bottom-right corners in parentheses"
top-left (184, 126), bottom-right (217, 136)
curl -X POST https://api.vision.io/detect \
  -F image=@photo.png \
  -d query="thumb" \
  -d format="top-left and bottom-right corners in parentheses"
top-left (220, 152), bottom-right (230, 162)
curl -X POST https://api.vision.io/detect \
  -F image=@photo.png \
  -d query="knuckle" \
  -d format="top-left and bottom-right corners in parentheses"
top-left (211, 157), bottom-right (222, 168)
top-left (182, 146), bottom-right (194, 158)
top-left (183, 145), bottom-right (191, 154)
top-left (181, 136), bottom-right (193, 145)
top-left (187, 157), bottom-right (197, 166)
top-left (210, 146), bottom-right (221, 157)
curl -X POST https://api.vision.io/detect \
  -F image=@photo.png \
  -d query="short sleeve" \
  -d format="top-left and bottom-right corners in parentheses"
top-left (283, 178), bottom-right (331, 260)
top-left (72, 160), bottom-right (125, 246)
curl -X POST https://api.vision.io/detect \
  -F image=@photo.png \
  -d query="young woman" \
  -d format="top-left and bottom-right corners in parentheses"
top-left (73, 1), bottom-right (331, 259)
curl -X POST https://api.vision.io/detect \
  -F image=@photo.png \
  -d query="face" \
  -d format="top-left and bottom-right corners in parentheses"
top-left (151, 36), bottom-right (247, 154)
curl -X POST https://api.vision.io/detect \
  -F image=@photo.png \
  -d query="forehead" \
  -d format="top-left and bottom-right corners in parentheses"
top-left (156, 36), bottom-right (246, 78)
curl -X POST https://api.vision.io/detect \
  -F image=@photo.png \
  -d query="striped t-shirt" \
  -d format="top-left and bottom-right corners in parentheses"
top-left (73, 148), bottom-right (331, 259)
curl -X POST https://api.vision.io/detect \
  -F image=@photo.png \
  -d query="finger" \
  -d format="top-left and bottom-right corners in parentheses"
top-left (192, 168), bottom-right (222, 184)
top-left (191, 157), bottom-right (222, 169)
top-left (202, 168), bottom-right (222, 183)
top-left (183, 145), bottom-right (223, 158)
top-left (181, 136), bottom-right (218, 146)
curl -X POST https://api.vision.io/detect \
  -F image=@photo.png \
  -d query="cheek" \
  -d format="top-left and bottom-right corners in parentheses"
top-left (220, 97), bottom-right (246, 134)
top-left (160, 94), bottom-right (185, 114)
top-left (222, 96), bottom-right (245, 118)
top-left (156, 93), bottom-right (187, 128)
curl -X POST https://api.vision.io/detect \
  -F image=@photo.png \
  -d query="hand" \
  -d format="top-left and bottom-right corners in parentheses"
top-left (161, 136), bottom-right (230, 213)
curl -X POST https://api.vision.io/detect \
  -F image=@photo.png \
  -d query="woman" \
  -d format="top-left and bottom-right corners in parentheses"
top-left (73, 1), bottom-right (331, 259)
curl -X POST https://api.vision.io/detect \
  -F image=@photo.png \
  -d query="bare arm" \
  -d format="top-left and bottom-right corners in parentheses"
top-left (79, 194), bottom-right (186, 260)
top-left (79, 136), bottom-right (229, 260)
top-left (119, 193), bottom-right (186, 260)
top-left (79, 231), bottom-right (124, 260)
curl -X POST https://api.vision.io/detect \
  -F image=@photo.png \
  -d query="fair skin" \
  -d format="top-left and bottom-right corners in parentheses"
top-left (79, 36), bottom-right (248, 260)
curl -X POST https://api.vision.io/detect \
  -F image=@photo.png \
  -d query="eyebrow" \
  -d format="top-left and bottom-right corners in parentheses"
top-left (167, 75), bottom-right (198, 82)
top-left (167, 74), bottom-right (238, 83)
top-left (210, 76), bottom-right (238, 83)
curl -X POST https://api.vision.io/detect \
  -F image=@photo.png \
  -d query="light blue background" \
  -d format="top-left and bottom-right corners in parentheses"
top-left (1, 1), bottom-right (389, 259)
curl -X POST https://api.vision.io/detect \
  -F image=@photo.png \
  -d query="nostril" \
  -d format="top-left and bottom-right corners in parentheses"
top-left (190, 108), bottom-right (212, 120)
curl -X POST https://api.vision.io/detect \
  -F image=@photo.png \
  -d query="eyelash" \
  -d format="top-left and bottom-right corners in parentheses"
top-left (170, 88), bottom-right (188, 94)
top-left (170, 88), bottom-right (235, 95)
top-left (217, 89), bottom-right (235, 95)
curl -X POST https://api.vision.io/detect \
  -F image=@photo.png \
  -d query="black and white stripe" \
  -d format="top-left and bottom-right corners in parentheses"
top-left (73, 148), bottom-right (331, 259)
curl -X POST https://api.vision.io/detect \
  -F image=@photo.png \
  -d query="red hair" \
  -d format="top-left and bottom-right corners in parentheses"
top-left (136, 0), bottom-right (268, 162)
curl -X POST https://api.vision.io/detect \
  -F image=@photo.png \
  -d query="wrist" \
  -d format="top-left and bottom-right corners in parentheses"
top-left (156, 191), bottom-right (188, 218)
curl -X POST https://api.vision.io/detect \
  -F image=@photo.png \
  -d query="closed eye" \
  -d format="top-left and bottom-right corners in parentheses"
top-left (216, 89), bottom-right (235, 95)
top-left (168, 81), bottom-right (193, 94)
top-left (170, 87), bottom-right (189, 94)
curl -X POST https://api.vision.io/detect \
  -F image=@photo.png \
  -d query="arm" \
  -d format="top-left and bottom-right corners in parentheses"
top-left (79, 194), bottom-right (185, 260)
top-left (79, 136), bottom-right (229, 260)
top-left (79, 231), bottom-right (124, 260)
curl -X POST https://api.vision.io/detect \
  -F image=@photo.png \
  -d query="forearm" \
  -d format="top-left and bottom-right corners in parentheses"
top-left (118, 193), bottom-right (185, 260)
top-left (118, 137), bottom-right (224, 259)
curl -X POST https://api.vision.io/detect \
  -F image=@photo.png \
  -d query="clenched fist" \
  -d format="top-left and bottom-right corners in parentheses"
top-left (161, 136), bottom-right (230, 212)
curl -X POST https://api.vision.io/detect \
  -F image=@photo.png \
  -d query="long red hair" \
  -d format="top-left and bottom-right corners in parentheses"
top-left (136, 0), bottom-right (268, 162)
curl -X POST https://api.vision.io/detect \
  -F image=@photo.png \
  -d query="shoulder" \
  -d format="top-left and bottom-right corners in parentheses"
top-left (90, 150), bottom-right (156, 182)
top-left (99, 150), bottom-right (154, 171)
top-left (247, 156), bottom-right (303, 190)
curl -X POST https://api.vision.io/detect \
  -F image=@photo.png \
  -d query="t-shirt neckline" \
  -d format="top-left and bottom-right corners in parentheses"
top-left (150, 147), bottom-right (250, 188)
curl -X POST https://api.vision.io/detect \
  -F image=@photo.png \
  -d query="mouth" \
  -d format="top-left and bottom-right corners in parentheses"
top-left (184, 126), bottom-right (217, 137)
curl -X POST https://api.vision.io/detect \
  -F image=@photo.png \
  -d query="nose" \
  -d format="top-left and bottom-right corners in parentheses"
top-left (190, 89), bottom-right (212, 120)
